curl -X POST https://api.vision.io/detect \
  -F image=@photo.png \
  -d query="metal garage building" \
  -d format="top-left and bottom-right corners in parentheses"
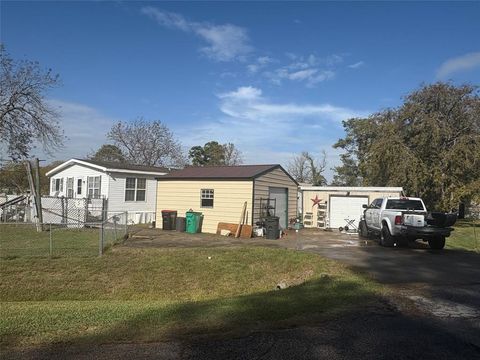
top-left (156, 165), bottom-right (298, 234)
top-left (299, 186), bottom-right (403, 230)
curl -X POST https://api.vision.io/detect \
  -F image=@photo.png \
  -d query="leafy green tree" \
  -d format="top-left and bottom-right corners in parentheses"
top-left (89, 144), bottom-right (126, 163)
top-left (333, 82), bottom-right (480, 211)
top-left (188, 141), bottom-right (243, 166)
top-left (331, 153), bottom-right (362, 186)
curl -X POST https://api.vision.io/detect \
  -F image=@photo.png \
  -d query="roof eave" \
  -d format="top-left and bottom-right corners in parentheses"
top-left (156, 177), bottom-right (254, 181)
top-left (46, 159), bottom-right (107, 177)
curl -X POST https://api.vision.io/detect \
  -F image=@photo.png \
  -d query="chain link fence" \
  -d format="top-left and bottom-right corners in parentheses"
top-left (1, 195), bottom-right (106, 225)
top-left (0, 212), bottom-right (129, 258)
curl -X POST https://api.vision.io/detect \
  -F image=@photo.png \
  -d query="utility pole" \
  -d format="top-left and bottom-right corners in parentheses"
top-left (34, 158), bottom-right (44, 227)
top-left (25, 160), bottom-right (42, 232)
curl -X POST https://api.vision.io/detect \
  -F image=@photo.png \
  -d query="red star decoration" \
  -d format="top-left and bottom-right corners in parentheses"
top-left (311, 195), bottom-right (322, 207)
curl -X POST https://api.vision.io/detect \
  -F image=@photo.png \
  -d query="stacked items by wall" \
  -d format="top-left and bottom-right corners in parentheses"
top-left (317, 201), bottom-right (327, 229)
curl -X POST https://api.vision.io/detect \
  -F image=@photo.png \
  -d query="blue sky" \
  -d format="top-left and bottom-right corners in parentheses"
top-left (2, 1), bottom-right (480, 179)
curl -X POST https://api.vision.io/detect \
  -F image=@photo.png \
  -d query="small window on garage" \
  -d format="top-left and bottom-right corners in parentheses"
top-left (201, 189), bottom-right (214, 208)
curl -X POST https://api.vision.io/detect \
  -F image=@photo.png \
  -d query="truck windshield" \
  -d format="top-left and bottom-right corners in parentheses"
top-left (385, 199), bottom-right (424, 210)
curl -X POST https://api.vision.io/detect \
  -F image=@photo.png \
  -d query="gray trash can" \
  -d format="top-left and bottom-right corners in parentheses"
top-left (265, 216), bottom-right (280, 239)
top-left (176, 217), bottom-right (186, 232)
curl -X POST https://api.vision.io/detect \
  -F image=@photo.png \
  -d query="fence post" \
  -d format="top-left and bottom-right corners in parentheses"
top-left (99, 221), bottom-right (104, 256)
top-left (113, 217), bottom-right (117, 242)
top-left (124, 211), bottom-right (128, 236)
top-left (49, 223), bottom-right (53, 257)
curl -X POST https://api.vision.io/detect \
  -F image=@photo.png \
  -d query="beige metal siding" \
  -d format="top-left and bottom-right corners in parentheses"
top-left (302, 189), bottom-right (402, 228)
top-left (253, 168), bottom-right (298, 225)
top-left (156, 180), bottom-right (253, 234)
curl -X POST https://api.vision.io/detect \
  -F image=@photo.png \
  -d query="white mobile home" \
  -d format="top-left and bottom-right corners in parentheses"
top-left (46, 159), bottom-right (169, 223)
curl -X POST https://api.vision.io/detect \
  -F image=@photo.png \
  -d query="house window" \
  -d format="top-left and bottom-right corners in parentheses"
top-left (77, 179), bottom-right (82, 195)
top-left (66, 177), bottom-right (74, 198)
top-left (53, 178), bottom-right (63, 192)
top-left (125, 177), bottom-right (146, 201)
top-left (87, 176), bottom-right (101, 199)
top-left (201, 189), bottom-right (214, 208)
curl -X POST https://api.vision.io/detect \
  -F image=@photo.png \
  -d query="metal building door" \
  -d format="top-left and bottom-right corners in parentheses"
top-left (269, 187), bottom-right (288, 229)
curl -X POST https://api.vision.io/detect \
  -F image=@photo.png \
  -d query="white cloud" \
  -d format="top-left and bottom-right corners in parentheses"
top-left (348, 61), bottom-right (365, 69)
top-left (264, 53), bottom-right (341, 87)
top-left (288, 68), bottom-right (318, 80)
top-left (436, 52), bottom-right (480, 79)
top-left (141, 7), bottom-right (252, 62)
top-left (30, 99), bottom-right (117, 162)
top-left (247, 56), bottom-right (274, 74)
top-left (179, 86), bottom-right (367, 180)
top-left (217, 86), bottom-right (365, 122)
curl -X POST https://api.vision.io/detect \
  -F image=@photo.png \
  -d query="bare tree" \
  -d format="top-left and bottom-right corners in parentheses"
top-left (0, 46), bottom-right (63, 160)
top-left (305, 150), bottom-right (327, 186)
top-left (288, 150), bottom-right (327, 185)
top-left (287, 152), bottom-right (310, 183)
top-left (223, 143), bottom-right (243, 165)
top-left (108, 118), bottom-right (186, 167)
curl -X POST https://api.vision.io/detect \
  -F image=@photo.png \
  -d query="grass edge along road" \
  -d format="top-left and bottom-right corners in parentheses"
top-left (1, 246), bottom-right (384, 350)
top-left (446, 220), bottom-right (479, 252)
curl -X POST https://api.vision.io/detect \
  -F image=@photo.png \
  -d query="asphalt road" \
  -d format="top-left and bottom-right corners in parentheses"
top-left (6, 308), bottom-right (479, 360)
top-left (4, 229), bottom-right (480, 359)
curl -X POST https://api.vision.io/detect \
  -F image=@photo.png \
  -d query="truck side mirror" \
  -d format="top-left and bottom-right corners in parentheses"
top-left (362, 204), bottom-right (368, 208)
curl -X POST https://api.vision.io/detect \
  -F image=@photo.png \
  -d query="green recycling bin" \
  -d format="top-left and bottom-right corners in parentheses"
top-left (186, 211), bottom-right (203, 233)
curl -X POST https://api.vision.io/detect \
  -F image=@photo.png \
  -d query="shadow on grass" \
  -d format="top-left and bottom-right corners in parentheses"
top-left (2, 276), bottom-right (382, 358)
top-left (4, 277), bottom-right (480, 359)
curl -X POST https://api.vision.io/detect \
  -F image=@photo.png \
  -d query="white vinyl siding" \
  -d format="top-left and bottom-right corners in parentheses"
top-left (107, 174), bottom-right (158, 213)
top-left (48, 164), bottom-right (108, 199)
top-left (47, 161), bottom-right (166, 220)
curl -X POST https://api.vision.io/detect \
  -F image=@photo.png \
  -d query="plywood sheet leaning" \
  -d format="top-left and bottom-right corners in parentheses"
top-left (216, 222), bottom-right (252, 238)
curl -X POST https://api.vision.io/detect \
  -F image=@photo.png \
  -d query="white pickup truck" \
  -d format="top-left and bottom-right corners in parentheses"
top-left (358, 197), bottom-right (456, 250)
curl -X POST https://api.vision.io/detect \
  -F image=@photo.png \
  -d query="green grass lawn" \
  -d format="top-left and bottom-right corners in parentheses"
top-left (0, 245), bottom-right (384, 349)
top-left (0, 224), bottom-right (124, 258)
top-left (447, 220), bottom-right (480, 252)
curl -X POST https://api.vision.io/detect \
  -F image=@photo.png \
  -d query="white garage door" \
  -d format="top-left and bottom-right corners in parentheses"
top-left (329, 196), bottom-right (369, 229)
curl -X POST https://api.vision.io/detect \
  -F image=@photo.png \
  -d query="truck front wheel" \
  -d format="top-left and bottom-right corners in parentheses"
top-left (380, 225), bottom-right (395, 247)
top-left (428, 236), bottom-right (445, 250)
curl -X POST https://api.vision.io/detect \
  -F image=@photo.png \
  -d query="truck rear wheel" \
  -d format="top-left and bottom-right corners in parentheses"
top-left (359, 220), bottom-right (369, 238)
top-left (380, 225), bottom-right (395, 247)
top-left (428, 236), bottom-right (445, 250)
top-left (397, 237), bottom-right (409, 247)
